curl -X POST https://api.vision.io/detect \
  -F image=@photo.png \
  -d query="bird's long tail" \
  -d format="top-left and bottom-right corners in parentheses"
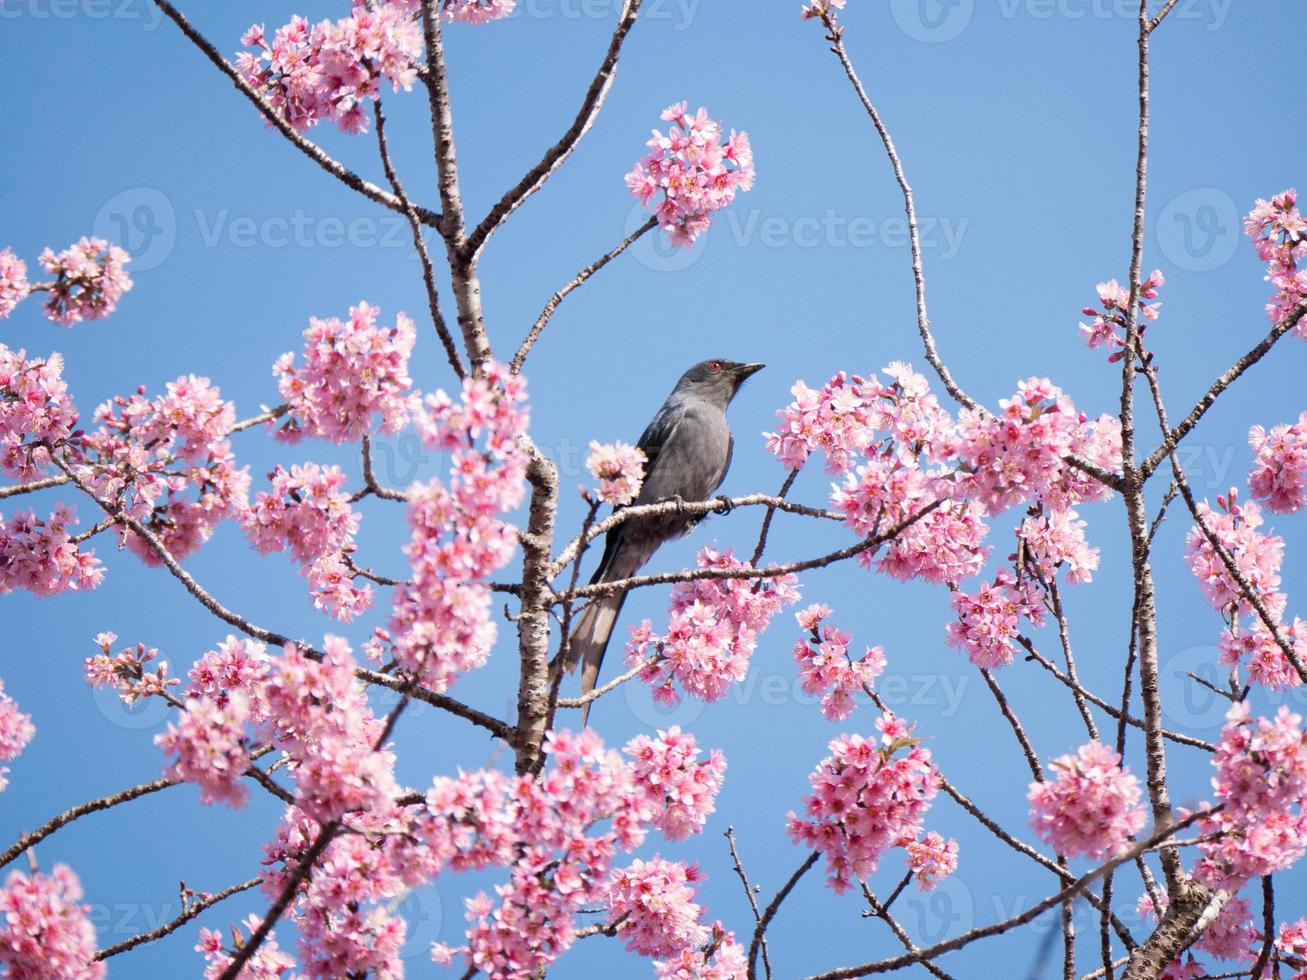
top-left (562, 591), bottom-right (628, 728)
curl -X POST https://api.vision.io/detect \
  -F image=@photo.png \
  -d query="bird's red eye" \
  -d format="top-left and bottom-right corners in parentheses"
top-left (708, 361), bottom-right (723, 373)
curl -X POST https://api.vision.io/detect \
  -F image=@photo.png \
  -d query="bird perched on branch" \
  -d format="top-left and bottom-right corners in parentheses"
top-left (555, 359), bottom-right (765, 725)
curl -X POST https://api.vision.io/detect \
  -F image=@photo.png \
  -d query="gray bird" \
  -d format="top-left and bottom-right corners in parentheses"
top-left (556, 359), bottom-right (764, 724)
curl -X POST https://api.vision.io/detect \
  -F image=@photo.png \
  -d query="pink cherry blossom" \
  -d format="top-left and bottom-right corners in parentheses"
top-left (1248, 411), bottom-right (1307, 513)
top-left (0, 343), bottom-right (79, 481)
top-left (1195, 702), bottom-right (1307, 888)
top-left (77, 375), bottom-right (249, 565)
top-left (0, 249), bottom-right (29, 319)
top-left (84, 637), bottom-right (179, 706)
top-left (0, 504), bottom-right (104, 597)
top-left (1185, 490), bottom-right (1285, 620)
top-left (626, 546), bottom-right (800, 704)
top-left (953, 377), bottom-right (1082, 514)
top-left (1027, 741), bottom-right (1145, 859)
top-left (0, 864), bottom-right (104, 979)
top-left (801, 0), bottom-right (846, 20)
top-left (379, 364), bottom-right (528, 691)
top-left (274, 302), bottom-right (416, 444)
top-left (945, 570), bottom-right (1044, 669)
top-left (906, 830), bottom-right (959, 891)
top-left (1018, 506), bottom-right (1100, 585)
top-left (185, 635), bottom-right (272, 716)
top-left (242, 462), bottom-right (371, 621)
top-left (198, 915), bottom-right (296, 979)
top-left (0, 678), bottom-right (34, 794)
top-left (1159, 957), bottom-right (1207, 979)
top-left (586, 439), bottom-right (647, 505)
top-left (441, 0), bottom-right (515, 22)
top-left (36, 237), bottom-right (133, 326)
top-left (624, 725), bottom-right (725, 840)
top-left (626, 103), bottom-right (754, 248)
top-left (1244, 189), bottom-right (1307, 331)
top-left (1219, 619), bottom-right (1306, 691)
top-left (237, 5), bottom-right (422, 135)
top-left (787, 716), bottom-right (946, 893)
top-left (262, 637), bottom-right (399, 823)
top-left (653, 921), bottom-right (747, 979)
top-left (792, 605), bottom-right (886, 721)
top-left (1078, 269), bottom-right (1165, 359)
top-left (607, 857), bottom-right (707, 958)
top-left (156, 692), bottom-right (253, 808)
top-left (417, 727), bottom-right (725, 977)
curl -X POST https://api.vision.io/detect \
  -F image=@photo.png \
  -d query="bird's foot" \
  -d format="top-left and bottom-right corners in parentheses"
top-left (713, 494), bottom-right (735, 516)
top-left (665, 494), bottom-right (688, 516)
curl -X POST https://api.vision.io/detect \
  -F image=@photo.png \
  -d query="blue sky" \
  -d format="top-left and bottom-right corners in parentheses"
top-left (2, 0), bottom-right (1306, 976)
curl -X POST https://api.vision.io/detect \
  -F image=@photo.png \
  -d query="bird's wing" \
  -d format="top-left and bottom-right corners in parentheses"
top-left (589, 407), bottom-right (681, 584)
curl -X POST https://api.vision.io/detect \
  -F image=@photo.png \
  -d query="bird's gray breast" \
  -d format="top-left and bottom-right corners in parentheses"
top-left (627, 401), bottom-right (732, 548)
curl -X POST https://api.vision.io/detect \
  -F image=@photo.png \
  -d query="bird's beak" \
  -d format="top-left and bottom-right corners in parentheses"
top-left (735, 362), bottom-right (765, 383)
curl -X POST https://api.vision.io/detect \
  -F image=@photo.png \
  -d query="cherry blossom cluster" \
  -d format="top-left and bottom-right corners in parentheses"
top-left (1185, 490), bottom-right (1285, 620)
top-left (422, 727), bottom-right (725, 976)
top-left (1018, 506), bottom-right (1100, 585)
top-left (185, 635), bottom-right (272, 716)
top-left (1219, 618), bottom-right (1306, 692)
top-left (652, 922), bottom-right (747, 980)
top-left (378, 364), bottom-right (528, 691)
top-left (0, 504), bottom-right (104, 597)
top-left (0, 864), bottom-right (103, 979)
top-left (1077, 269), bottom-right (1165, 360)
top-left (237, 4), bottom-right (422, 135)
top-left (586, 439), bottom-right (646, 505)
top-left (0, 248), bottom-right (29, 319)
top-left (793, 604), bottom-right (886, 721)
top-left (158, 635), bottom-right (398, 822)
top-left (786, 714), bottom-right (953, 893)
top-left (801, 0), bottom-right (846, 20)
top-left (1244, 189), bottom-right (1307, 331)
top-left (765, 363), bottom-right (955, 474)
top-left (624, 725), bottom-right (726, 840)
top-left (274, 302), bottom-right (416, 444)
top-left (241, 462), bottom-right (371, 621)
top-left (263, 638), bottom-right (400, 822)
top-left (77, 374), bottom-right (249, 564)
top-left (0, 343), bottom-right (79, 481)
top-left (198, 915), bottom-right (297, 979)
top-left (946, 570), bottom-right (1044, 669)
top-left (1248, 411), bottom-right (1307, 514)
top-left (84, 632), bottom-right (179, 706)
top-left (157, 692), bottom-right (253, 807)
top-left (1195, 702), bottom-right (1307, 888)
top-left (906, 831), bottom-right (959, 891)
top-left (606, 857), bottom-right (706, 958)
top-left (953, 378), bottom-right (1084, 515)
top-left (1275, 918), bottom-right (1307, 976)
top-left (626, 102), bottom-right (755, 248)
top-left (1027, 741), bottom-right (1145, 859)
top-left (441, 0), bottom-right (516, 22)
top-left (0, 677), bottom-right (34, 794)
top-left (260, 804), bottom-right (420, 978)
top-left (626, 546), bottom-right (800, 704)
top-left (35, 237), bottom-right (133, 327)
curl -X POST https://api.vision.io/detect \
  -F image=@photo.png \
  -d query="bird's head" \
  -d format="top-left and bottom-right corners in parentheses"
top-left (674, 359), bottom-right (765, 406)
